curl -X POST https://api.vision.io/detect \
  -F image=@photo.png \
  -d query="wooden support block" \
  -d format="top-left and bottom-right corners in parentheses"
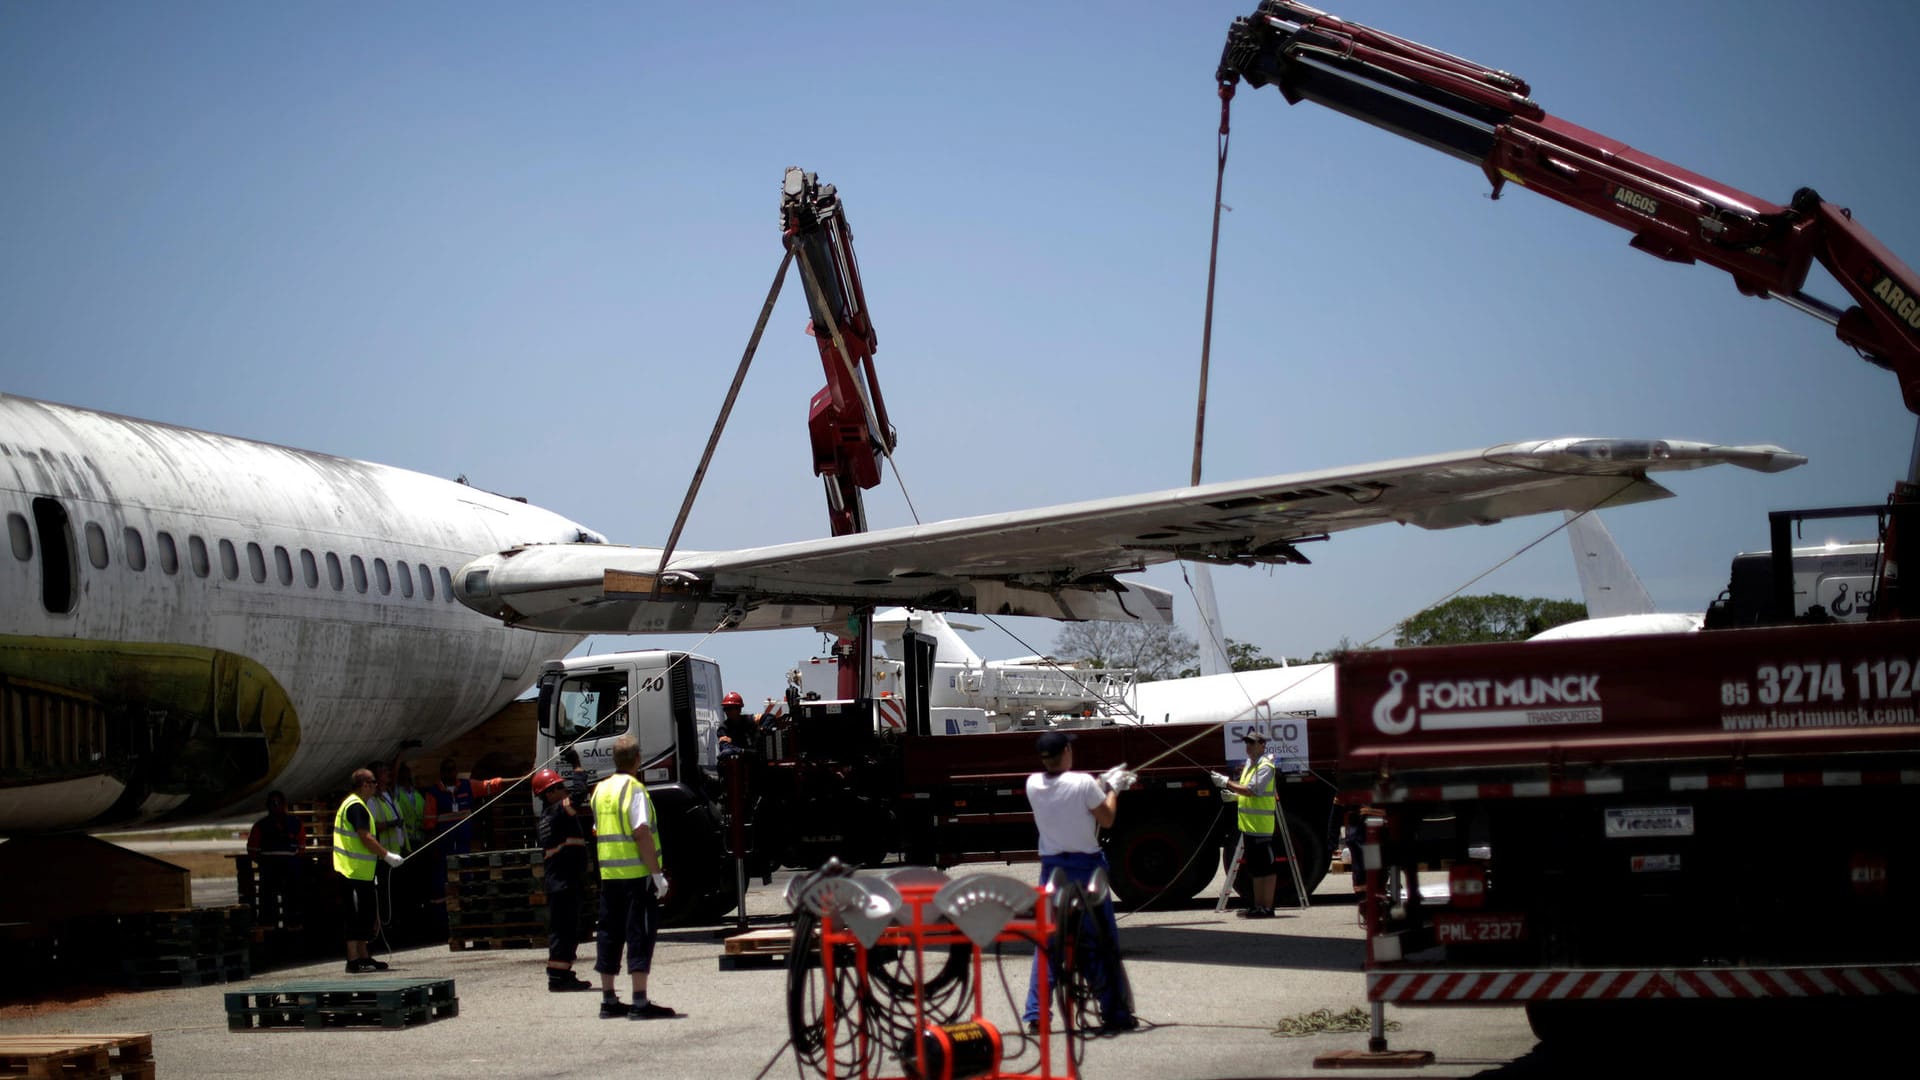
top-left (1313, 1048), bottom-right (1436, 1069)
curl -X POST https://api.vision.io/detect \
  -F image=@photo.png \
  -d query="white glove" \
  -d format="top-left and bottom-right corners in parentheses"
top-left (1100, 766), bottom-right (1138, 793)
top-left (651, 872), bottom-right (670, 897)
top-left (1209, 771), bottom-right (1229, 788)
top-left (384, 852), bottom-right (404, 867)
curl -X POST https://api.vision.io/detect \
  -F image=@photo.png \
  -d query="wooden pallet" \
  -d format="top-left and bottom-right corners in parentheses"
top-left (0, 1032), bottom-right (154, 1079)
top-left (123, 948), bottom-right (250, 989)
top-left (225, 977), bottom-right (458, 1031)
top-left (717, 928), bottom-right (798, 971)
top-left (446, 934), bottom-right (543, 952)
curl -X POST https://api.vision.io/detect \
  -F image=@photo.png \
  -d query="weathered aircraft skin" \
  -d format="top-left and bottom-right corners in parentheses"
top-left (0, 393), bottom-right (590, 830)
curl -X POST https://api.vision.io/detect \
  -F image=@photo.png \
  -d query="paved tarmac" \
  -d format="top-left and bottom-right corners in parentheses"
top-left (0, 863), bottom-right (1565, 1080)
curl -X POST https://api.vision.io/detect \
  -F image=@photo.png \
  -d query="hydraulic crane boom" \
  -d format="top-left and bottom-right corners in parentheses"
top-left (1217, 1), bottom-right (1920, 417)
top-left (781, 167), bottom-right (898, 538)
top-left (780, 167), bottom-right (899, 700)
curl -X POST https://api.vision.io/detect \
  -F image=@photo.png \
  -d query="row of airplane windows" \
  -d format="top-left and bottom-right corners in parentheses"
top-left (6, 510), bottom-right (459, 602)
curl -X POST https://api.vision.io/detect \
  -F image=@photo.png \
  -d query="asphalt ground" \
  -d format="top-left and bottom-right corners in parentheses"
top-left (3, 860), bottom-right (1907, 1079)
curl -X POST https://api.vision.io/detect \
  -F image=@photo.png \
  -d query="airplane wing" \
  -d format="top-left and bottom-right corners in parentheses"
top-left (454, 437), bottom-right (1803, 634)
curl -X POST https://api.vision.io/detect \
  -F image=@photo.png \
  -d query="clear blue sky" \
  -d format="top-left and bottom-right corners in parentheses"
top-left (5, 1), bottom-right (1916, 705)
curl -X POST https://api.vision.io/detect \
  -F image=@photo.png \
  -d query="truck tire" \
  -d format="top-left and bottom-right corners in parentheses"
top-left (1223, 810), bottom-right (1328, 905)
top-left (1105, 811), bottom-right (1219, 908)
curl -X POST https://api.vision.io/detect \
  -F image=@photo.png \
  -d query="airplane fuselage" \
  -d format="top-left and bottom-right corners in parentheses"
top-left (0, 394), bottom-right (590, 830)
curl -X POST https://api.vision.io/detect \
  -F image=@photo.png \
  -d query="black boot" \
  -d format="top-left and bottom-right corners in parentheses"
top-left (549, 970), bottom-right (593, 992)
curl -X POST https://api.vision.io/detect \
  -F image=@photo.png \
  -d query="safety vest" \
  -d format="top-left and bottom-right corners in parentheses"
top-left (371, 791), bottom-right (406, 855)
top-left (1237, 756), bottom-right (1276, 837)
top-left (591, 773), bottom-right (661, 881)
top-left (332, 794), bottom-right (378, 881)
top-left (396, 787), bottom-right (427, 851)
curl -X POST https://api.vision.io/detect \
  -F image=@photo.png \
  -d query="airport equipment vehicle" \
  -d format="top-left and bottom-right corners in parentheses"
top-left (532, 647), bottom-right (1330, 924)
top-left (1218, 1), bottom-right (1920, 1038)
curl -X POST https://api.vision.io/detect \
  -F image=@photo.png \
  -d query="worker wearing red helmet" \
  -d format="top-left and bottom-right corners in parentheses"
top-left (718, 690), bottom-right (758, 752)
top-left (533, 766), bottom-right (594, 992)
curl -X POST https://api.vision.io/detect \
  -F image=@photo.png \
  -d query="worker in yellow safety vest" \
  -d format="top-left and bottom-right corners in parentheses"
top-left (590, 734), bottom-right (677, 1020)
top-left (1210, 730), bottom-right (1280, 918)
top-left (333, 767), bottom-right (404, 973)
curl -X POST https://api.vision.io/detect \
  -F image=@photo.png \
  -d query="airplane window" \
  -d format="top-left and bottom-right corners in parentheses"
top-left (246, 542), bottom-right (267, 583)
top-left (85, 522), bottom-right (110, 569)
top-left (123, 527), bottom-right (146, 571)
top-left (396, 560), bottom-right (415, 598)
top-left (439, 567), bottom-right (454, 602)
top-left (189, 535), bottom-right (211, 578)
top-left (8, 513), bottom-right (33, 561)
top-left (274, 545), bottom-right (293, 586)
top-left (350, 555), bottom-right (368, 593)
top-left (420, 564), bottom-right (435, 600)
top-left (301, 549), bottom-right (319, 588)
top-left (373, 558), bottom-right (391, 595)
top-left (326, 552), bottom-right (344, 591)
top-left (157, 531), bottom-right (178, 574)
top-left (219, 539), bottom-right (240, 581)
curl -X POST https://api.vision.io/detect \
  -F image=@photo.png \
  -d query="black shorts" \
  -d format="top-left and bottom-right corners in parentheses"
top-left (594, 877), bottom-right (660, 976)
top-left (341, 876), bottom-right (379, 939)
top-left (1241, 835), bottom-right (1277, 877)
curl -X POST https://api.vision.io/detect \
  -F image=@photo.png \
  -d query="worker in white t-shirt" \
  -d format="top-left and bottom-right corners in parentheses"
top-left (1021, 730), bottom-right (1139, 1035)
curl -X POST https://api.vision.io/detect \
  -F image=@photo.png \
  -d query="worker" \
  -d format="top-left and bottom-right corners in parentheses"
top-left (366, 760), bottom-right (407, 932)
top-left (534, 767), bottom-right (595, 992)
top-left (390, 762), bottom-right (429, 932)
top-left (1021, 731), bottom-right (1139, 1035)
top-left (591, 734), bottom-right (676, 1020)
top-left (718, 691), bottom-right (758, 752)
top-left (245, 790), bottom-right (305, 929)
top-left (1211, 730), bottom-right (1279, 918)
top-left (333, 767), bottom-right (405, 973)
top-left (421, 759), bottom-right (522, 936)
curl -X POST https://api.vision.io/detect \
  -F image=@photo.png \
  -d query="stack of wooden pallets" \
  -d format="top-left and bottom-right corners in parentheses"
top-left (0, 1033), bottom-right (154, 1079)
top-left (444, 850), bottom-right (546, 951)
top-left (113, 906), bottom-right (253, 989)
top-left (225, 977), bottom-right (458, 1030)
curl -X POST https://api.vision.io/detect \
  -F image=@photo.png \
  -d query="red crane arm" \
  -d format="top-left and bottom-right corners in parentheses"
top-left (781, 167), bottom-right (898, 537)
top-left (1218, 1), bottom-right (1920, 414)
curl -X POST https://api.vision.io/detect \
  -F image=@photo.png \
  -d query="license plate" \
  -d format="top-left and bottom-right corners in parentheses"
top-left (1604, 806), bottom-right (1694, 838)
top-left (1433, 912), bottom-right (1527, 944)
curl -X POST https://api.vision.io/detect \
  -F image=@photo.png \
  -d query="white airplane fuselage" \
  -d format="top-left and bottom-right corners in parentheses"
top-left (0, 395), bottom-right (590, 831)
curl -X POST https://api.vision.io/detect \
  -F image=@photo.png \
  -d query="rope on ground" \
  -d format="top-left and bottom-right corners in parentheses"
top-left (1270, 1006), bottom-right (1397, 1039)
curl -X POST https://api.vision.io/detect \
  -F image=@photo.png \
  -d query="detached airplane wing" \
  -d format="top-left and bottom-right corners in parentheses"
top-left (454, 437), bottom-right (1803, 635)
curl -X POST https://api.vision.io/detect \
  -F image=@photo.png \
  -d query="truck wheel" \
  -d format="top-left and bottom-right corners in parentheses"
top-left (1223, 811), bottom-right (1328, 905)
top-left (1105, 813), bottom-right (1218, 908)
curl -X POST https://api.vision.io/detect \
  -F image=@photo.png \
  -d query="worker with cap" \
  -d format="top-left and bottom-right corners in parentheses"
top-left (1211, 729), bottom-right (1280, 918)
top-left (1021, 730), bottom-right (1139, 1035)
top-left (533, 766), bottom-right (595, 991)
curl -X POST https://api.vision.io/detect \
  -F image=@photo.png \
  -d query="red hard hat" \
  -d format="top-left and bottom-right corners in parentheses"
top-left (531, 768), bottom-right (564, 795)
top-left (722, 691), bottom-right (745, 707)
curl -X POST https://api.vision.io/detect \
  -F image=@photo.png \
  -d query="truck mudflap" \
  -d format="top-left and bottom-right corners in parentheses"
top-left (1366, 965), bottom-right (1920, 1004)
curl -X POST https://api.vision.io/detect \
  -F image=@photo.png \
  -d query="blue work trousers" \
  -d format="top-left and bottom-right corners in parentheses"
top-left (1022, 850), bottom-right (1132, 1025)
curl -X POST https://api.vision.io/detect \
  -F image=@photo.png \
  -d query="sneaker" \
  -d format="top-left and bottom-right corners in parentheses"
top-left (1100, 1015), bottom-right (1140, 1034)
top-left (599, 999), bottom-right (630, 1019)
top-left (629, 1001), bottom-right (677, 1020)
top-left (344, 959), bottom-right (372, 974)
top-left (1237, 907), bottom-right (1275, 919)
top-left (549, 974), bottom-right (595, 993)
top-left (1024, 1020), bottom-right (1041, 1036)
top-left (365, 957), bottom-right (390, 970)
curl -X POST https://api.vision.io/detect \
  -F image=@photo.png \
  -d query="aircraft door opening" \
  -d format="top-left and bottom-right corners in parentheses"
top-left (31, 497), bottom-right (76, 614)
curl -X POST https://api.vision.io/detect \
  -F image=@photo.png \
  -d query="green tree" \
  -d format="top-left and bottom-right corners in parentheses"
top-left (1394, 594), bottom-right (1588, 647)
top-left (1052, 621), bottom-right (1198, 681)
top-left (1179, 638), bottom-right (1283, 677)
